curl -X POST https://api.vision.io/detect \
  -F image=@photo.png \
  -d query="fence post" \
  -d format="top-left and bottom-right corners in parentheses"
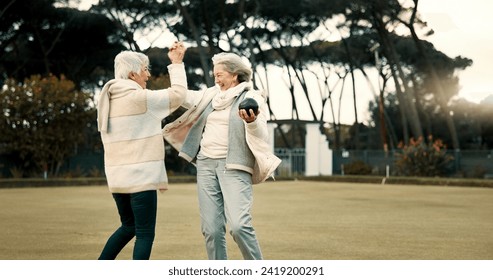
top-left (454, 149), bottom-right (461, 174)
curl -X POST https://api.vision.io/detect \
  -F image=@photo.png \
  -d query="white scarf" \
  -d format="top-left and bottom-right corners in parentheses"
top-left (211, 82), bottom-right (250, 110)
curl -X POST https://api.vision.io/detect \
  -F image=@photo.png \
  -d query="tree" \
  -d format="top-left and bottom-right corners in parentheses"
top-left (0, 75), bottom-right (95, 177)
top-left (396, 0), bottom-right (464, 150)
top-left (1, 0), bottom-right (481, 154)
top-left (0, 0), bottom-right (124, 88)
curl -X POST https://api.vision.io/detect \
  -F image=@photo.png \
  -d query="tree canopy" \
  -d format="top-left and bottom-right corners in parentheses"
top-left (0, 75), bottom-right (94, 176)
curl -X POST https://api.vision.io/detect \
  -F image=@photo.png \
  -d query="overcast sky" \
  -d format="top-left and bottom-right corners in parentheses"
top-left (419, 0), bottom-right (493, 104)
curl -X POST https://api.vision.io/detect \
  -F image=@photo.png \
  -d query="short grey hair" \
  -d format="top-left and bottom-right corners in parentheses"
top-left (114, 50), bottom-right (149, 79)
top-left (212, 52), bottom-right (252, 83)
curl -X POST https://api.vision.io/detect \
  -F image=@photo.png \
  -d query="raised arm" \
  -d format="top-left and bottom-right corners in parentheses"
top-left (167, 42), bottom-right (188, 111)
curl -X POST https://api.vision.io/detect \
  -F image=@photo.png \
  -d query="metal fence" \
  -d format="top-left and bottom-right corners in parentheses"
top-left (330, 149), bottom-right (492, 178)
top-left (274, 148), bottom-right (306, 177)
top-left (2, 149), bottom-right (492, 179)
top-left (270, 149), bottom-right (493, 178)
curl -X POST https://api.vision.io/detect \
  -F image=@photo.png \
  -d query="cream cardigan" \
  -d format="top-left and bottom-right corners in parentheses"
top-left (163, 83), bottom-right (281, 184)
top-left (97, 64), bottom-right (187, 193)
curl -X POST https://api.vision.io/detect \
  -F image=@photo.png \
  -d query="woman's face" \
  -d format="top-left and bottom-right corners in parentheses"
top-left (129, 65), bottom-right (150, 89)
top-left (213, 64), bottom-right (239, 91)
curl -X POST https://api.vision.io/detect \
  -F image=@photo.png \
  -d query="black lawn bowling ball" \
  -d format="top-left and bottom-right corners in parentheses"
top-left (238, 98), bottom-right (259, 117)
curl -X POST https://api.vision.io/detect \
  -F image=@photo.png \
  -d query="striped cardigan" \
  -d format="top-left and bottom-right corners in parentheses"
top-left (97, 64), bottom-right (187, 193)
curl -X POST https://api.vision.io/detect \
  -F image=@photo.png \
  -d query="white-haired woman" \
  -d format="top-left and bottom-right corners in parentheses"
top-left (96, 42), bottom-right (187, 260)
top-left (163, 52), bottom-right (280, 260)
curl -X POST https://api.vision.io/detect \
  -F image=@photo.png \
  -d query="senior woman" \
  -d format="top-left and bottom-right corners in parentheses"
top-left (96, 42), bottom-right (187, 260)
top-left (163, 52), bottom-right (281, 260)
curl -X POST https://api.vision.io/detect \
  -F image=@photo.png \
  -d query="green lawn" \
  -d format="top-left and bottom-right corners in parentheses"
top-left (0, 181), bottom-right (492, 260)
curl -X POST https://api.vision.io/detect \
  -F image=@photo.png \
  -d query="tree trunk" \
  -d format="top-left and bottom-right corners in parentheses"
top-left (373, 11), bottom-right (423, 142)
top-left (405, 0), bottom-right (460, 150)
top-left (341, 38), bottom-right (361, 149)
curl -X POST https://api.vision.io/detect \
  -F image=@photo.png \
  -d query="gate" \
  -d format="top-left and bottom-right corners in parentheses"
top-left (274, 148), bottom-right (305, 177)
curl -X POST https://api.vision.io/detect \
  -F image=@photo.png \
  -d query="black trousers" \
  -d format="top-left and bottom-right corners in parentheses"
top-left (99, 190), bottom-right (157, 260)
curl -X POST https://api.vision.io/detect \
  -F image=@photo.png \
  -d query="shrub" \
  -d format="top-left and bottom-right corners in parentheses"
top-left (395, 136), bottom-right (454, 177)
top-left (9, 167), bottom-right (24, 178)
top-left (0, 75), bottom-right (94, 177)
top-left (344, 160), bottom-right (372, 175)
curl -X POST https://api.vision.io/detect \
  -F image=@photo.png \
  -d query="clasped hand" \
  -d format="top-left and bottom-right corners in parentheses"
top-left (168, 41), bottom-right (186, 64)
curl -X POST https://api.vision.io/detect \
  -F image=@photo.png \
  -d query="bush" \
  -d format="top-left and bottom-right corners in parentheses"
top-left (395, 136), bottom-right (454, 177)
top-left (344, 160), bottom-right (372, 175)
top-left (0, 75), bottom-right (95, 177)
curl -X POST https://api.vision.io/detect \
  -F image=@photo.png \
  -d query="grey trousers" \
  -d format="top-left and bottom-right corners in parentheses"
top-left (196, 157), bottom-right (263, 260)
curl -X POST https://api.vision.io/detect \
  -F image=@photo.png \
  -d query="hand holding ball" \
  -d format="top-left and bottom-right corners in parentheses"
top-left (238, 98), bottom-right (259, 117)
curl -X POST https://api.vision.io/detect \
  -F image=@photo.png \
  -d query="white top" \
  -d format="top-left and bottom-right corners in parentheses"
top-left (199, 106), bottom-right (231, 158)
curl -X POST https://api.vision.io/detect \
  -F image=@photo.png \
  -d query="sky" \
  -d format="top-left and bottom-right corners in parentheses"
top-left (419, 0), bottom-right (493, 104)
top-left (77, 0), bottom-right (493, 124)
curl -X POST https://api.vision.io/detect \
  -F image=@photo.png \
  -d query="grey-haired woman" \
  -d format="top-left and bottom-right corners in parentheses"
top-left (163, 52), bottom-right (280, 260)
top-left (96, 42), bottom-right (187, 260)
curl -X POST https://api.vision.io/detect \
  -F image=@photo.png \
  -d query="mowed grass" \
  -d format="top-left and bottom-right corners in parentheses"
top-left (0, 180), bottom-right (492, 260)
